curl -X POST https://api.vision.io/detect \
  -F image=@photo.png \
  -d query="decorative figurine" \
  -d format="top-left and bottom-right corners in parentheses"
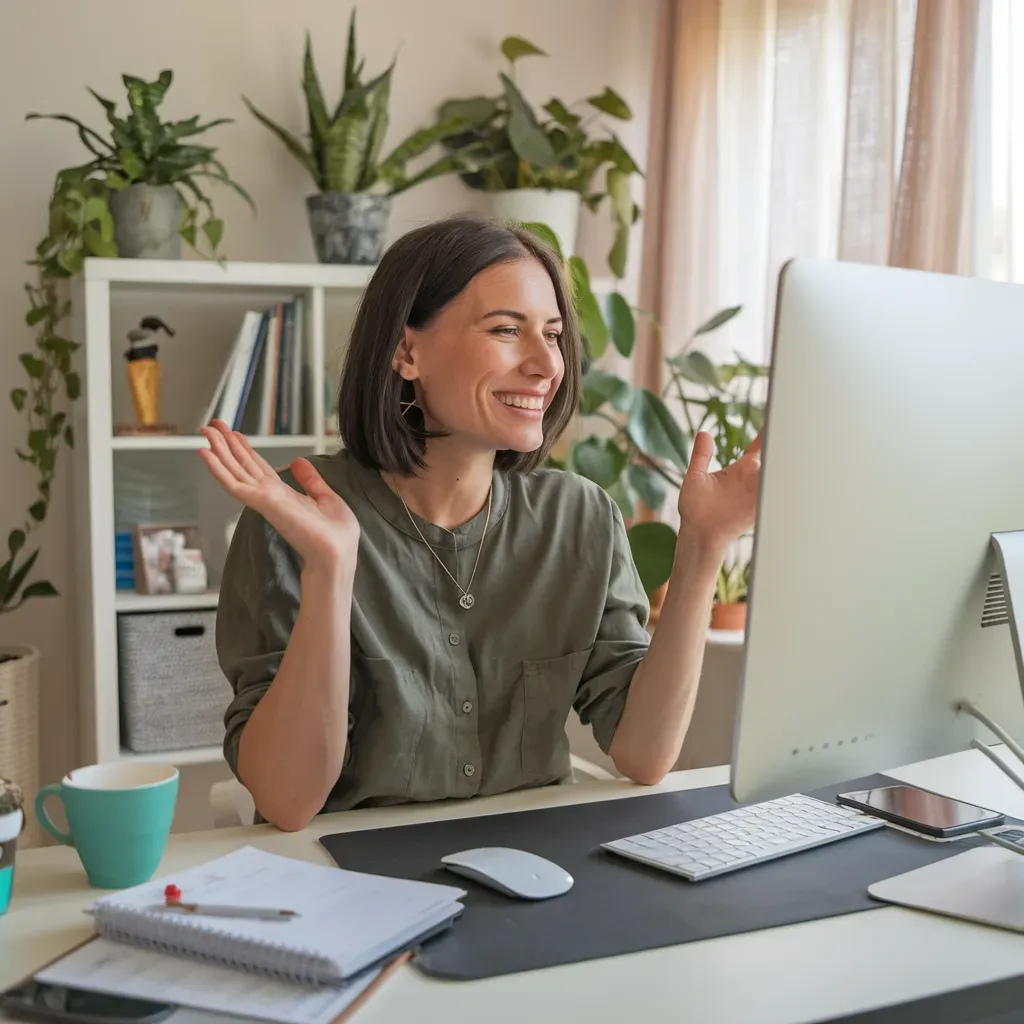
top-left (0, 775), bottom-right (23, 917)
top-left (116, 316), bottom-right (176, 435)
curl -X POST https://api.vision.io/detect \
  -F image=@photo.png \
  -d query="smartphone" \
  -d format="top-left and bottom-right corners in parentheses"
top-left (0, 980), bottom-right (175, 1024)
top-left (835, 784), bottom-right (1005, 838)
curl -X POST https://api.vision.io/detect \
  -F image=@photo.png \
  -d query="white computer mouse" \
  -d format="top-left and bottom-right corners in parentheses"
top-left (440, 846), bottom-right (574, 900)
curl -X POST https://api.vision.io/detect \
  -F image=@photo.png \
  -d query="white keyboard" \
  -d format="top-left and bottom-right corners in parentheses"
top-left (602, 793), bottom-right (885, 882)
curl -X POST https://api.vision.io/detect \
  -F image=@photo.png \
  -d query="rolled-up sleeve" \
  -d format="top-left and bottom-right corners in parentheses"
top-left (216, 508), bottom-right (303, 779)
top-left (573, 500), bottom-right (652, 753)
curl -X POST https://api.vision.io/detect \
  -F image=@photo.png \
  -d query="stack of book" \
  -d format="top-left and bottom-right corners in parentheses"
top-left (198, 296), bottom-right (306, 435)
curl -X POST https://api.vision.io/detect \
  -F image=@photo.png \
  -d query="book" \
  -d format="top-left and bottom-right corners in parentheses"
top-left (77, 845), bottom-right (465, 986)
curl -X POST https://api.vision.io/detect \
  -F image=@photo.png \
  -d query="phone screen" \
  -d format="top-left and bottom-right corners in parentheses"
top-left (0, 980), bottom-right (175, 1024)
top-left (841, 786), bottom-right (1002, 831)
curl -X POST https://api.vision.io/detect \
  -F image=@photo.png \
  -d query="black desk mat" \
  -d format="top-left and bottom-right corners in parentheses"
top-left (319, 773), bottom-right (1000, 981)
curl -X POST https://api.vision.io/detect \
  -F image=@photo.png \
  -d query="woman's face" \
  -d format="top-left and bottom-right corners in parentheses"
top-left (394, 258), bottom-right (565, 456)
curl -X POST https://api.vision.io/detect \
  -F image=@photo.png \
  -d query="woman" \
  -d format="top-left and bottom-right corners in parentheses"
top-left (202, 215), bottom-right (760, 832)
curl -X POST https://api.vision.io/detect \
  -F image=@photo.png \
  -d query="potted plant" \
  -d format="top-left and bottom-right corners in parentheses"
top-left (439, 35), bottom-right (643, 270)
top-left (0, 774), bottom-right (24, 914)
top-left (28, 70), bottom-right (252, 265)
top-left (244, 11), bottom-right (482, 266)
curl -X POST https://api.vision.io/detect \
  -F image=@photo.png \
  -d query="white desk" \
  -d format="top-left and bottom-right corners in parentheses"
top-left (3, 748), bottom-right (1024, 1024)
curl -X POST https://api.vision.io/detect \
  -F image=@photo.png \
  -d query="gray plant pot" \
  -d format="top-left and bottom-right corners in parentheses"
top-left (109, 184), bottom-right (182, 259)
top-left (306, 193), bottom-right (391, 265)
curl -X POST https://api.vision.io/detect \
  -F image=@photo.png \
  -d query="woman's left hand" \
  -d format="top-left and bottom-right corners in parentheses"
top-left (677, 431), bottom-right (762, 551)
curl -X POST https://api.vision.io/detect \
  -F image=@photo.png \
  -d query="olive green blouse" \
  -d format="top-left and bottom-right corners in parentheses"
top-left (216, 449), bottom-right (651, 815)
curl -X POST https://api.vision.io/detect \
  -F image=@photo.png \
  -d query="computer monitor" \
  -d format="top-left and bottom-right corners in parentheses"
top-left (731, 257), bottom-right (1024, 806)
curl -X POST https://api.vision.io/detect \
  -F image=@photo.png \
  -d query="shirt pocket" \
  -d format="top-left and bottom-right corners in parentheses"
top-left (521, 647), bottom-right (594, 778)
top-left (347, 654), bottom-right (428, 799)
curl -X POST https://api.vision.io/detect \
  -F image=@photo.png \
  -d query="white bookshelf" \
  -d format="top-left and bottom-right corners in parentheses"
top-left (71, 258), bottom-right (372, 767)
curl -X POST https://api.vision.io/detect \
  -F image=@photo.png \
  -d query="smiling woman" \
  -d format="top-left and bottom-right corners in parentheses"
top-left (199, 215), bottom-right (760, 831)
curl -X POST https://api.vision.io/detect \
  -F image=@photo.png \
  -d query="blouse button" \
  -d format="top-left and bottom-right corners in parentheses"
top-left (463, 763), bottom-right (476, 778)
top-left (462, 701), bottom-right (473, 714)
top-left (448, 632), bottom-right (461, 646)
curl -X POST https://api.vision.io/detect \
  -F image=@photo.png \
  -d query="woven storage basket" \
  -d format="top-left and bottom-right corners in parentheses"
top-left (118, 610), bottom-right (230, 753)
top-left (0, 646), bottom-right (40, 849)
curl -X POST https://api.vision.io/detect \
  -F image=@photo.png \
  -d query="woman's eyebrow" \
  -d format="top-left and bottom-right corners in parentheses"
top-left (480, 309), bottom-right (563, 324)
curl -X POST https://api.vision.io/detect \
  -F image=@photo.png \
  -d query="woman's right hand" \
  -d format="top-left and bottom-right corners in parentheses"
top-left (199, 420), bottom-right (360, 571)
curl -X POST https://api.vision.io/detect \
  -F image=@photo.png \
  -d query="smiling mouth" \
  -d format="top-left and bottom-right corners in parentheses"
top-left (495, 393), bottom-right (545, 411)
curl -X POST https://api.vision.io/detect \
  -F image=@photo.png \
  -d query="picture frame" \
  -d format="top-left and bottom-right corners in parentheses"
top-left (132, 522), bottom-right (205, 596)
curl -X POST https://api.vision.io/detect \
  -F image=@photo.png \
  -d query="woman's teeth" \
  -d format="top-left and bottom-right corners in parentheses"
top-left (497, 394), bottom-right (543, 410)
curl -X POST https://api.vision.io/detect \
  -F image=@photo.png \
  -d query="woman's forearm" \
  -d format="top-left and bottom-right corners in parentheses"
top-left (609, 530), bottom-right (725, 785)
top-left (236, 561), bottom-right (355, 831)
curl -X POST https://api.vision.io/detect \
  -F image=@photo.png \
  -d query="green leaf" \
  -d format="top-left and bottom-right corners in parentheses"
top-left (117, 148), bottom-right (144, 181)
top-left (10, 388), bottom-right (27, 411)
top-left (4, 548), bottom-right (39, 605)
top-left (520, 220), bottom-right (563, 257)
top-left (605, 292), bottom-right (635, 357)
top-left (587, 87), bottom-right (632, 120)
top-left (607, 476), bottom-right (637, 520)
top-left (572, 437), bottom-right (626, 490)
top-left (694, 305), bottom-right (742, 336)
top-left (500, 73), bottom-right (556, 168)
top-left (580, 369), bottom-right (630, 415)
top-left (201, 217), bottom-right (224, 252)
top-left (378, 111), bottom-right (468, 181)
top-left (82, 196), bottom-right (108, 224)
top-left (242, 97), bottom-right (318, 186)
top-left (19, 354), bottom-right (45, 379)
top-left (670, 350), bottom-right (721, 388)
top-left (543, 99), bottom-right (581, 129)
top-left (627, 463), bottom-right (668, 512)
top-left (437, 96), bottom-right (499, 127)
top-left (500, 35), bottom-right (547, 62)
top-left (627, 522), bottom-right (678, 595)
top-left (608, 224), bottom-right (628, 280)
top-left (25, 306), bottom-right (48, 326)
top-left (569, 256), bottom-right (608, 359)
top-left (56, 247), bottom-right (84, 275)
top-left (21, 580), bottom-right (58, 600)
top-left (627, 389), bottom-right (690, 470)
top-left (8, 530), bottom-right (25, 556)
top-left (29, 501), bottom-right (46, 522)
top-left (748, 405), bottom-right (765, 431)
top-left (64, 425), bottom-right (75, 448)
top-left (65, 371), bottom-right (81, 400)
top-left (28, 429), bottom-right (49, 454)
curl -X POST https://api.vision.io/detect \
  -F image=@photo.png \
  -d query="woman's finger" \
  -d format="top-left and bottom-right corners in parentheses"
top-left (223, 428), bottom-right (265, 479)
top-left (291, 457), bottom-right (337, 504)
top-left (201, 423), bottom-right (248, 483)
top-left (686, 431), bottom-right (715, 477)
top-left (198, 447), bottom-right (251, 499)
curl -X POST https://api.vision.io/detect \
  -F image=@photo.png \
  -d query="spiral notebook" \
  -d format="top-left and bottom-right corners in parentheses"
top-left (77, 846), bottom-right (466, 985)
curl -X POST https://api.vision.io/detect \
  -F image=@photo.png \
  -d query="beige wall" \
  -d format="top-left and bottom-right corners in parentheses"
top-left (0, 0), bottom-right (657, 829)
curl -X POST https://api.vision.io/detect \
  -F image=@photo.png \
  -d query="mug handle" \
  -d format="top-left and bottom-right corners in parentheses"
top-left (35, 784), bottom-right (74, 846)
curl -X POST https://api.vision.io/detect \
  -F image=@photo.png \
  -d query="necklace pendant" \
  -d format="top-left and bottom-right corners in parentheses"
top-left (459, 593), bottom-right (475, 610)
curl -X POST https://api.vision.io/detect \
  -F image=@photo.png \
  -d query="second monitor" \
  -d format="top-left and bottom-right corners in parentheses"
top-left (731, 258), bottom-right (1024, 805)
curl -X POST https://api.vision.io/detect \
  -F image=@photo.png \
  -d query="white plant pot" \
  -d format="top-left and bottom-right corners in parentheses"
top-left (487, 188), bottom-right (582, 257)
top-left (0, 646), bottom-right (40, 848)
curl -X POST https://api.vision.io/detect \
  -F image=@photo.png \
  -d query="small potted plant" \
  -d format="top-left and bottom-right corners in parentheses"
top-left (245, 11), bottom-right (481, 265)
top-left (0, 771), bottom-right (24, 915)
top-left (440, 35), bottom-right (643, 271)
top-left (28, 69), bottom-right (252, 266)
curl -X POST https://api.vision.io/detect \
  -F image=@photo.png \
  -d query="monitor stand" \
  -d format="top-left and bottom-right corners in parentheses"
top-left (868, 532), bottom-right (1024, 932)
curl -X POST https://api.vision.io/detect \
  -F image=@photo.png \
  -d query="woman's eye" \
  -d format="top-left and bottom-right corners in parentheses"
top-left (546, 331), bottom-right (562, 343)
top-left (492, 326), bottom-right (519, 337)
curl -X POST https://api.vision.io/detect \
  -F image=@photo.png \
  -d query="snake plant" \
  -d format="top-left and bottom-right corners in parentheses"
top-left (244, 11), bottom-right (478, 196)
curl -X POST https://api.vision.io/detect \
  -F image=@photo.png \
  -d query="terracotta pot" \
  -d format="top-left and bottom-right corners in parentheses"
top-left (710, 602), bottom-right (747, 632)
top-left (647, 582), bottom-right (669, 628)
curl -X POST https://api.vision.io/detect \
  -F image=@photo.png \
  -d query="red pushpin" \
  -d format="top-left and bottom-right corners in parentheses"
top-left (164, 884), bottom-right (182, 905)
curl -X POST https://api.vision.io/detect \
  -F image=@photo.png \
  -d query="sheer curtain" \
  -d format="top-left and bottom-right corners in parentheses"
top-left (636, 0), bottom-right (980, 390)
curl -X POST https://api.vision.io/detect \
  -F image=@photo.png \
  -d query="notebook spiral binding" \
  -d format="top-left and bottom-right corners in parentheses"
top-left (91, 906), bottom-right (339, 987)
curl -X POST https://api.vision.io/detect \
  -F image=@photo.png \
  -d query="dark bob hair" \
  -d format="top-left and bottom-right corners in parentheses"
top-left (336, 214), bottom-right (582, 476)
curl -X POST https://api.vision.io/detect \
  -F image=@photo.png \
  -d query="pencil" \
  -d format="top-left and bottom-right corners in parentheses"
top-left (332, 951), bottom-right (412, 1024)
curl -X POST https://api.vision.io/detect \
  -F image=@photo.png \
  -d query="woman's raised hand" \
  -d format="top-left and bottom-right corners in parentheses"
top-left (199, 420), bottom-right (360, 570)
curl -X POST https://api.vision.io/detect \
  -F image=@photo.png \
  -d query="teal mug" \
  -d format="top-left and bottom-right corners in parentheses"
top-left (36, 762), bottom-right (178, 888)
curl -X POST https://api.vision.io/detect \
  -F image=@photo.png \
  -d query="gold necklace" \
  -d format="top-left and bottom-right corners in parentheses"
top-left (395, 484), bottom-right (493, 610)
